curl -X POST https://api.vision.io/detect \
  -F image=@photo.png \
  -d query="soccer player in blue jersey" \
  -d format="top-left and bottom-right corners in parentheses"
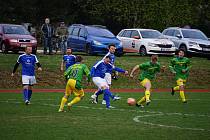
top-left (11, 46), bottom-right (42, 105)
top-left (60, 48), bottom-right (76, 71)
top-left (91, 55), bottom-right (126, 108)
top-left (91, 44), bottom-right (128, 104)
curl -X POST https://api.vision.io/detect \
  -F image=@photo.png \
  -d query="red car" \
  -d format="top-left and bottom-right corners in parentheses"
top-left (0, 24), bottom-right (37, 54)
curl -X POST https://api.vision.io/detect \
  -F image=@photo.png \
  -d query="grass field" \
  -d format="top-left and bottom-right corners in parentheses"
top-left (0, 53), bottom-right (210, 89)
top-left (0, 91), bottom-right (210, 140)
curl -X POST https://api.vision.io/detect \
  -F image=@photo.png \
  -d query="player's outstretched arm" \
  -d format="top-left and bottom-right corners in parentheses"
top-left (11, 62), bottom-right (20, 76)
top-left (130, 65), bottom-right (139, 77)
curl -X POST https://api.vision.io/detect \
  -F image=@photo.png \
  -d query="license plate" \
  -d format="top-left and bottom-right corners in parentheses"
top-left (203, 48), bottom-right (210, 51)
top-left (161, 48), bottom-right (171, 51)
top-left (21, 44), bottom-right (27, 47)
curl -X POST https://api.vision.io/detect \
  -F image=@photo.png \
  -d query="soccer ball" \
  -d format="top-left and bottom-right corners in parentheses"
top-left (127, 98), bottom-right (136, 106)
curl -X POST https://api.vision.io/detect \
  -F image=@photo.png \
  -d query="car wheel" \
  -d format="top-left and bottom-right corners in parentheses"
top-left (1, 43), bottom-right (8, 54)
top-left (139, 46), bottom-right (147, 56)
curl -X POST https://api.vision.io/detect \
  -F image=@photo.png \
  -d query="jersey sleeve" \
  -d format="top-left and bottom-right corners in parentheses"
top-left (169, 58), bottom-right (176, 73)
top-left (17, 55), bottom-right (22, 63)
top-left (64, 65), bottom-right (72, 78)
top-left (184, 58), bottom-right (191, 72)
top-left (83, 65), bottom-right (91, 82)
top-left (34, 55), bottom-right (39, 63)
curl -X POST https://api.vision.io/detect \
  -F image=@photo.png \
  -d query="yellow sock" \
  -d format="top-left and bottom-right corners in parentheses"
top-left (68, 97), bottom-right (81, 106)
top-left (145, 90), bottom-right (150, 101)
top-left (180, 90), bottom-right (186, 102)
top-left (173, 86), bottom-right (180, 91)
top-left (59, 97), bottom-right (68, 110)
top-left (137, 96), bottom-right (146, 105)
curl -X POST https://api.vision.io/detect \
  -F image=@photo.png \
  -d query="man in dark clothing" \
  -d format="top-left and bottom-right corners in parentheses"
top-left (41, 18), bottom-right (54, 55)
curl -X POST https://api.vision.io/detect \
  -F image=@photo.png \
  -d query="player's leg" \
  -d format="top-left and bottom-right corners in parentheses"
top-left (67, 89), bottom-right (84, 109)
top-left (28, 76), bottom-right (36, 102)
top-left (177, 79), bottom-right (187, 103)
top-left (136, 79), bottom-right (151, 107)
top-left (171, 79), bottom-right (180, 95)
top-left (22, 76), bottom-right (31, 105)
top-left (58, 79), bottom-right (73, 112)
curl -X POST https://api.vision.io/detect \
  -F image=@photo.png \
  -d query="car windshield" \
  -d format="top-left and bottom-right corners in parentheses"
top-left (140, 30), bottom-right (161, 38)
top-left (86, 26), bottom-right (115, 38)
top-left (181, 29), bottom-right (208, 40)
top-left (3, 25), bottom-right (30, 35)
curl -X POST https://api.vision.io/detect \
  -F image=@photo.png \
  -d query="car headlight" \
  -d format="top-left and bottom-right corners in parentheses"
top-left (93, 40), bottom-right (103, 46)
top-left (31, 39), bottom-right (37, 43)
top-left (148, 42), bottom-right (158, 47)
top-left (188, 42), bottom-right (199, 47)
top-left (9, 39), bottom-right (18, 43)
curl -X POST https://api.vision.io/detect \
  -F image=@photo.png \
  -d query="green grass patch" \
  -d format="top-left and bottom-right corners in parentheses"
top-left (0, 91), bottom-right (210, 140)
top-left (0, 53), bottom-right (210, 89)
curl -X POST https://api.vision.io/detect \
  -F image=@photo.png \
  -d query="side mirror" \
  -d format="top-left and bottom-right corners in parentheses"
top-left (176, 34), bottom-right (182, 39)
top-left (133, 36), bottom-right (140, 39)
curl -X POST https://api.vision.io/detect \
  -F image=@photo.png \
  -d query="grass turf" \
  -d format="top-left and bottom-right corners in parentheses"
top-left (0, 53), bottom-right (210, 89)
top-left (0, 91), bottom-right (210, 140)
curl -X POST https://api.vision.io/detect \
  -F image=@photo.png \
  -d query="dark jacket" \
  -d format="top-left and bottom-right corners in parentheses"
top-left (41, 23), bottom-right (54, 38)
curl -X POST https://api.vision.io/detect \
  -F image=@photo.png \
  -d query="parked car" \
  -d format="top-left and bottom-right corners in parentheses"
top-left (162, 27), bottom-right (210, 56)
top-left (0, 24), bottom-right (37, 54)
top-left (67, 24), bottom-right (123, 56)
top-left (117, 29), bottom-right (175, 56)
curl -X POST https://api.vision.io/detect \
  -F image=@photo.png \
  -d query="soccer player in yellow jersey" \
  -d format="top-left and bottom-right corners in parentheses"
top-left (58, 56), bottom-right (91, 112)
top-left (169, 49), bottom-right (190, 103)
top-left (130, 55), bottom-right (165, 107)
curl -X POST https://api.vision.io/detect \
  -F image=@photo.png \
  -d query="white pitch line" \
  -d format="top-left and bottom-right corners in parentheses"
top-left (133, 115), bottom-right (210, 132)
top-left (1, 100), bottom-right (210, 132)
top-left (1, 99), bottom-right (210, 118)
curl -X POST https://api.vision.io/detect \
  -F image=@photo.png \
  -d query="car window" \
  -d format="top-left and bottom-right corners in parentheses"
top-left (181, 29), bottom-right (208, 40)
top-left (164, 29), bottom-right (175, 36)
top-left (3, 25), bottom-right (30, 35)
top-left (86, 26), bottom-right (115, 38)
top-left (140, 30), bottom-right (161, 38)
top-left (122, 30), bottom-right (132, 38)
top-left (174, 30), bottom-right (181, 37)
top-left (79, 28), bottom-right (85, 37)
top-left (131, 30), bottom-right (140, 38)
top-left (118, 30), bottom-right (124, 37)
top-left (72, 27), bottom-right (80, 36)
top-left (68, 27), bottom-right (74, 35)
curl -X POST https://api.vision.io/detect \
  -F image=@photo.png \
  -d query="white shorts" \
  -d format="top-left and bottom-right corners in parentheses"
top-left (22, 75), bottom-right (36, 85)
top-left (92, 77), bottom-right (109, 89)
top-left (105, 73), bottom-right (112, 85)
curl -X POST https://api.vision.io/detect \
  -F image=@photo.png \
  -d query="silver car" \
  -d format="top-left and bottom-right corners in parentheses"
top-left (117, 29), bottom-right (175, 56)
top-left (162, 27), bottom-right (210, 56)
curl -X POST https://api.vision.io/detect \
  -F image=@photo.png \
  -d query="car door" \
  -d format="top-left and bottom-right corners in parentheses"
top-left (130, 30), bottom-right (141, 52)
top-left (172, 29), bottom-right (182, 48)
top-left (120, 30), bottom-right (132, 52)
top-left (70, 27), bottom-right (80, 51)
top-left (77, 27), bottom-right (87, 51)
